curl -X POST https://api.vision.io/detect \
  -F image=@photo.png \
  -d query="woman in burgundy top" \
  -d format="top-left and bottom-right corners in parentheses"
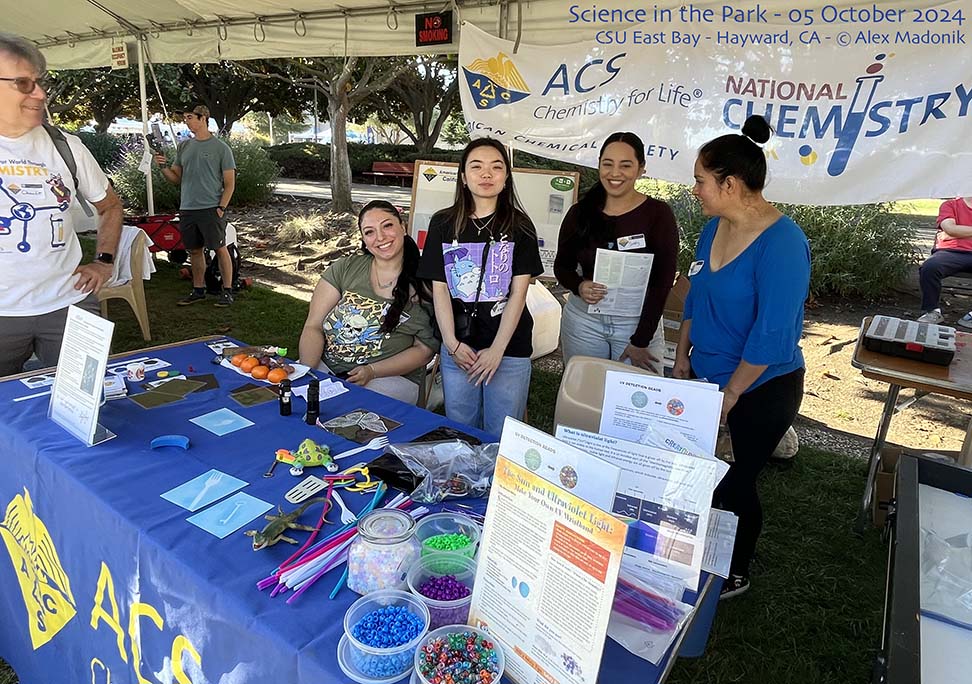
top-left (554, 132), bottom-right (679, 373)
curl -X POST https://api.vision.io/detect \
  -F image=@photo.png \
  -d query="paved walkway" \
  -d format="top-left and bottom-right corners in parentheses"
top-left (273, 178), bottom-right (413, 206)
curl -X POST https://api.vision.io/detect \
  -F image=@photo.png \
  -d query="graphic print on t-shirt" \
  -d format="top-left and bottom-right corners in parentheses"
top-left (442, 241), bottom-right (515, 303)
top-left (0, 159), bottom-right (72, 254)
top-left (323, 291), bottom-right (408, 365)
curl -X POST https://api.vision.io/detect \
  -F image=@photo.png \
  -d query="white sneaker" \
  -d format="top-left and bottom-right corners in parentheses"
top-left (957, 313), bottom-right (972, 329)
top-left (917, 310), bottom-right (944, 324)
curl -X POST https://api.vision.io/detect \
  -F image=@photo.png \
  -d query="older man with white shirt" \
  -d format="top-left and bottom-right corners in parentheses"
top-left (0, 32), bottom-right (123, 376)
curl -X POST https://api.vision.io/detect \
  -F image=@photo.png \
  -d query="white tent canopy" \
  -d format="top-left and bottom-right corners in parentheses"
top-left (10, 0), bottom-right (946, 69)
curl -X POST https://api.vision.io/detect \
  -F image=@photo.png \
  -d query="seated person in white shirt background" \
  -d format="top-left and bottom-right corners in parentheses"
top-left (918, 196), bottom-right (972, 327)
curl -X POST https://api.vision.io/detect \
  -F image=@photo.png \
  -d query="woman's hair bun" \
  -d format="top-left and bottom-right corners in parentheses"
top-left (741, 115), bottom-right (772, 144)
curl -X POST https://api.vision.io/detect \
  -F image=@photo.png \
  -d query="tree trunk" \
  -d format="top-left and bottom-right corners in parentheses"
top-left (327, 94), bottom-right (353, 214)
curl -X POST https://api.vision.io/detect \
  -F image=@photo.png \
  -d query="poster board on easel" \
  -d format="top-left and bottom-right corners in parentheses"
top-left (408, 160), bottom-right (579, 278)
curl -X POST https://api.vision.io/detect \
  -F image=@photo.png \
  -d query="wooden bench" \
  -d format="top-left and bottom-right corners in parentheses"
top-left (362, 161), bottom-right (414, 186)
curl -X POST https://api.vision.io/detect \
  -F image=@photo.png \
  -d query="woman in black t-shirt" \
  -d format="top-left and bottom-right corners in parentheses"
top-left (417, 138), bottom-right (543, 436)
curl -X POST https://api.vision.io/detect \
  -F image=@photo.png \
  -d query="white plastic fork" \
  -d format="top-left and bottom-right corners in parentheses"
top-left (333, 436), bottom-right (389, 460)
top-left (331, 490), bottom-right (357, 525)
top-left (188, 471), bottom-right (223, 509)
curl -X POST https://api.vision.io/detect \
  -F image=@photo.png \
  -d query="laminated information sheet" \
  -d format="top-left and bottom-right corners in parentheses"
top-left (588, 248), bottom-right (654, 316)
top-left (555, 425), bottom-right (723, 591)
top-left (469, 454), bottom-right (627, 684)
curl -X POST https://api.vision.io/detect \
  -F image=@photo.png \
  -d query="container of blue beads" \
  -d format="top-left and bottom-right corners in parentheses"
top-left (406, 553), bottom-right (477, 630)
top-left (413, 512), bottom-right (481, 559)
top-left (341, 589), bottom-right (431, 683)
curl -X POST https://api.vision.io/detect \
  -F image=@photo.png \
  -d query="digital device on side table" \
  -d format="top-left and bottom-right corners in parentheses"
top-left (863, 315), bottom-right (956, 366)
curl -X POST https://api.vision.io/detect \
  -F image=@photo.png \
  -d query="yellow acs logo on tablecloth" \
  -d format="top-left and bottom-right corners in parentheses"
top-left (0, 488), bottom-right (77, 648)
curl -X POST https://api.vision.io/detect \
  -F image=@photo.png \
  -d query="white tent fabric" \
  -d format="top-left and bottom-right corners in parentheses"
top-left (10, 0), bottom-right (950, 68)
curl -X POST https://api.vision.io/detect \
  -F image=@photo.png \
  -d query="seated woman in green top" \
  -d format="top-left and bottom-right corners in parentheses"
top-left (298, 200), bottom-right (436, 405)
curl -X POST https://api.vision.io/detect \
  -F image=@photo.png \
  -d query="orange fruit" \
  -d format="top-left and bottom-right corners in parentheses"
top-left (267, 368), bottom-right (288, 384)
top-left (240, 357), bottom-right (259, 373)
top-left (231, 353), bottom-right (248, 367)
top-left (251, 365), bottom-right (270, 380)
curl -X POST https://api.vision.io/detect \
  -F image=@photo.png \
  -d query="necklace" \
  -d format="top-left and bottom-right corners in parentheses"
top-left (371, 262), bottom-right (398, 290)
top-left (471, 214), bottom-right (495, 236)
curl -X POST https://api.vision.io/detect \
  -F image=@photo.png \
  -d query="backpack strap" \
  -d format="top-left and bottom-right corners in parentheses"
top-left (42, 123), bottom-right (94, 217)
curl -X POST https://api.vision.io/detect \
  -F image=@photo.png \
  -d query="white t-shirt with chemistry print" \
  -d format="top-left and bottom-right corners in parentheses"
top-left (0, 126), bottom-right (109, 316)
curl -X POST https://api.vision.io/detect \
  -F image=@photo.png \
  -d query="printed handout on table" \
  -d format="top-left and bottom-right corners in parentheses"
top-left (599, 370), bottom-right (722, 458)
top-left (500, 417), bottom-right (620, 511)
top-left (701, 509), bottom-right (738, 579)
top-left (555, 425), bottom-right (722, 590)
top-left (468, 455), bottom-right (627, 684)
top-left (48, 305), bottom-right (115, 446)
top-left (588, 248), bottom-right (654, 316)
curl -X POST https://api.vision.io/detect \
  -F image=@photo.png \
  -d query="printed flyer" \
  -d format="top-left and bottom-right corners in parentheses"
top-left (468, 455), bottom-right (627, 684)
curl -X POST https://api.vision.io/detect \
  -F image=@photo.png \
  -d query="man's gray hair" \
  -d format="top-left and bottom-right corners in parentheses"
top-left (0, 33), bottom-right (46, 74)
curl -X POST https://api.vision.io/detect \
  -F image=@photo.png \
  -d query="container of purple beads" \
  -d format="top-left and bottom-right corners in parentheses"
top-left (406, 553), bottom-right (477, 630)
top-left (340, 589), bottom-right (431, 683)
top-left (411, 625), bottom-right (505, 684)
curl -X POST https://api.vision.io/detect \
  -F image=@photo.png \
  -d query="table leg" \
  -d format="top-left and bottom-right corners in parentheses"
top-left (856, 384), bottom-right (901, 534)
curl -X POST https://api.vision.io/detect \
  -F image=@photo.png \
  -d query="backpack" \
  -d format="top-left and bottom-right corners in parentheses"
top-left (42, 123), bottom-right (94, 217)
top-left (204, 242), bottom-right (242, 294)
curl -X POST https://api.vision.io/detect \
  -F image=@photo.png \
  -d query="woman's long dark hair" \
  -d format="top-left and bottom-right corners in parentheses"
top-left (440, 137), bottom-right (535, 241)
top-left (576, 132), bottom-right (646, 242)
top-left (697, 115), bottom-right (772, 191)
top-left (357, 200), bottom-right (430, 333)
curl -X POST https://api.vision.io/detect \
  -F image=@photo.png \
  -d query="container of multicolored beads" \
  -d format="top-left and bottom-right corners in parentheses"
top-left (413, 512), bottom-right (481, 560)
top-left (406, 553), bottom-right (477, 630)
top-left (412, 625), bottom-right (505, 684)
top-left (348, 509), bottom-right (423, 595)
top-left (341, 589), bottom-right (431, 683)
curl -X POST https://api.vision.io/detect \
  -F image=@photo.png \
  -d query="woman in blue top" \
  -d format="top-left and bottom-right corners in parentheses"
top-left (674, 115), bottom-right (810, 599)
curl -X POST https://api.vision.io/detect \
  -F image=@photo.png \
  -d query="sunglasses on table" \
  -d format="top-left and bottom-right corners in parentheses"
top-left (0, 76), bottom-right (49, 94)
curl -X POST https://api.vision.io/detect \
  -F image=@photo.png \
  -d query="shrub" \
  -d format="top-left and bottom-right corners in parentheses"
top-left (76, 132), bottom-right (127, 171)
top-left (265, 143), bottom-right (329, 179)
top-left (112, 138), bottom-right (280, 212)
top-left (637, 179), bottom-right (919, 298)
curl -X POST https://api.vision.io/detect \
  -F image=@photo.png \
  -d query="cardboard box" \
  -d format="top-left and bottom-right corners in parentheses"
top-left (663, 273), bottom-right (690, 344)
top-left (872, 446), bottom-right (902, 528)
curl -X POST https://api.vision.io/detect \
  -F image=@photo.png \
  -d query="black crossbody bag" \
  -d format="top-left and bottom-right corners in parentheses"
top-left (453, 240), bottom-right (491, 343)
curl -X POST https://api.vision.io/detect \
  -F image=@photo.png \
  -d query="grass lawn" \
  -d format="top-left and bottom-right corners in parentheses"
top-left (0, 250), bottom-right (887, 684)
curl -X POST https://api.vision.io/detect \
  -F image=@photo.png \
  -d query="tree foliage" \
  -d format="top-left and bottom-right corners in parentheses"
top-left (364, 55), bottom-right (460, 153)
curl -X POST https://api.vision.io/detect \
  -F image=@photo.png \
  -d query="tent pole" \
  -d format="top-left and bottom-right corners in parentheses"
top-left (313, 89), bottom-right (319, 143)
top-left (137, 39), bottom-right (155, 215)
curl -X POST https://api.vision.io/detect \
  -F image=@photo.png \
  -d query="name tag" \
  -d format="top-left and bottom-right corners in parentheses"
top-left (688, 260), bottom-right (704, 277)
top-left (617, 234), bottom-right (646, 251)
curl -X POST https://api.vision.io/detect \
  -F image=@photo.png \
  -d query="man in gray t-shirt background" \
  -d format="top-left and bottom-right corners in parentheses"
top-left (155, 104), bottom-right (237, 307)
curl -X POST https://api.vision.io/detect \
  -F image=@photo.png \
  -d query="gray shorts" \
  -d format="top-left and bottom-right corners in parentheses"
top-left (0, 294), bottom-right (99, 377)
top-left (179, 208), bottom-right (225, 251)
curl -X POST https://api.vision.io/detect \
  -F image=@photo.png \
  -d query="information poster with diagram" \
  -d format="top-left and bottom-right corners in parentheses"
top-left (409, 160), bottom-right (578, 277)
top-left (468, 448), bottom-right (627, 684)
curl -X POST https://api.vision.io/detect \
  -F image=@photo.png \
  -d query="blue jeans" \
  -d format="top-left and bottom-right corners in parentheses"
top-left (439, 345), bottom-right (531, 438)
top-left (560, 294), bottom-right (665, 370)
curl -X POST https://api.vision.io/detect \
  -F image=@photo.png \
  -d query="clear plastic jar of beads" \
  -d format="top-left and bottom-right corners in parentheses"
top-left (348, 509), bottom-right (422, 595)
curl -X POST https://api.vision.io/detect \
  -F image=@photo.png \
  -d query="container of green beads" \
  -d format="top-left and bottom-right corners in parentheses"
top-left (413, 512), bottom-right (481, 559)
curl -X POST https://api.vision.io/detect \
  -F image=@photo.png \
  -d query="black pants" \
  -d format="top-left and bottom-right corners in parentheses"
top-left (919, 248), bottom-right (972, 312)
top-left (714, 367), bottom-right (805, 577)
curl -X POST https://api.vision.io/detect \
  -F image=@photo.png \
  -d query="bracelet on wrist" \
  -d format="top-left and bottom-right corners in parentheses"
top-left (452, 341), bottom-right (462, 355)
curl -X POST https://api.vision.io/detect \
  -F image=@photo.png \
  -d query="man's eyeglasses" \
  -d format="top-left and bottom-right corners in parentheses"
top-left (0, 76), bottom-right (48, 94)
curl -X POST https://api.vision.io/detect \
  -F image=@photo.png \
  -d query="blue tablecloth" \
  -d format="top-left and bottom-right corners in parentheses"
top-left (0, 339), bottom-right (717, 684)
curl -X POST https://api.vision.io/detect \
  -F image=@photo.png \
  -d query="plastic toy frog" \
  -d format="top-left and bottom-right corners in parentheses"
top-left (275, 438), bottom-right (338, 476)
